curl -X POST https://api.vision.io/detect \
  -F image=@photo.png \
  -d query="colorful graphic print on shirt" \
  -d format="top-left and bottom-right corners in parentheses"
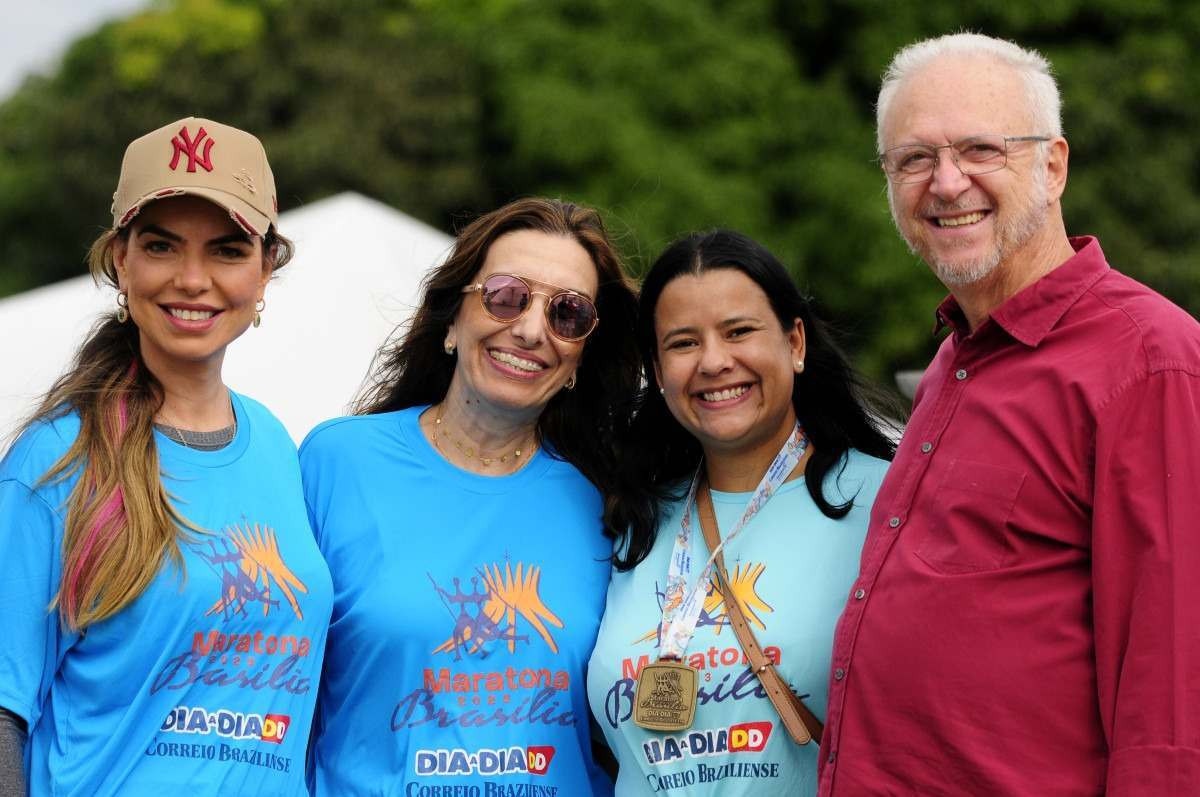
top-left (597, 560), bottom-right (790, 735)
top-left (429, 560), bottom-right (564, 659)
top-left (390, 559), bottom-right (579, 782)
top-left (148, 521), bottom-right (316, 769)
top-left (636, 560), bottom-right (773, 646)
top-left (591, 559), bottom-right (812, 795)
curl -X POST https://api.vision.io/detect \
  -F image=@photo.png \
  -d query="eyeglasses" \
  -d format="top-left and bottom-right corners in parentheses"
top-left (462, 273), bottom-right (599, 341)
top-left (880, 134), bottom-right (1051, 184)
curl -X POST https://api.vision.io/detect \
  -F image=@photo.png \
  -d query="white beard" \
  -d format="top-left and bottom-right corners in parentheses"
top-left (889, 164), bottom-right (1050, 288)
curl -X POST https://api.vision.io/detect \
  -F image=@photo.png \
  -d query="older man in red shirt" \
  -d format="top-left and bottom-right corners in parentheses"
top-left (819, 33), bottom-right (1200, 796)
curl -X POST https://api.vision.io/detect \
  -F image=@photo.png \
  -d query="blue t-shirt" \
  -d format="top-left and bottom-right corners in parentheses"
top-left (0, 392), bottom-right (333, 796)
top-left (300, 406), bottom-right (613, 796)
top-left (586, 450), bottom-right (888, 796)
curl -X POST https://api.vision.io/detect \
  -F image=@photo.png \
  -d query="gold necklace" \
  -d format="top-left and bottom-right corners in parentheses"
top-left (432, 407), bottom-right (532, 467)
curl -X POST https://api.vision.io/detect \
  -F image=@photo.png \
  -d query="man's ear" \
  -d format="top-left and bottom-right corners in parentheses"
top-left (1044, 136), bottom-right (1070, 204)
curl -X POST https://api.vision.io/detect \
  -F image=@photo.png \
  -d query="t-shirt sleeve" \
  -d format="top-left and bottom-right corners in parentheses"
top-left (0, 479), bottom-right (62, 724)
top-left (1092, 369), bottom-right (1200, 793)
top-left (298, 431), bottom-right (327, 547)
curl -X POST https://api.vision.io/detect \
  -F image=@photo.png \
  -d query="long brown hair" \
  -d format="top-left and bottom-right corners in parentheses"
top-left (24, 222), bottom-right (293, 630)
top-left (355, 197), bottom-right (641, 498)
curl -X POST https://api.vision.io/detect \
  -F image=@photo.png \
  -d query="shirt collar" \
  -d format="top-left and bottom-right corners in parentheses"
top-left (933, 236), bottom-right (1110, 346)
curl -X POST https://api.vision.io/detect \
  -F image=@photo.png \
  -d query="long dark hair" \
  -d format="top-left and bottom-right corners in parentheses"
top-left (355, 197), bottom-right (641, 496)
top-left (608, 229), bottom-right (900, 570)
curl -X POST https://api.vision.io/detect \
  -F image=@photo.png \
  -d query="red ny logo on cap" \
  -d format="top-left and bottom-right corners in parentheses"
top-left (169, 125), bottom-right (214, 173)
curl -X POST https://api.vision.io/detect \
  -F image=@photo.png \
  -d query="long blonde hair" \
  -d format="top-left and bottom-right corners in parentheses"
top-left (25, 224), bottom-right (293, 630)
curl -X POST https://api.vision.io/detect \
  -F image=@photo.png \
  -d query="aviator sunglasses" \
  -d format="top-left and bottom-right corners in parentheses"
top-left (462, 273), bottom-right (600, 341)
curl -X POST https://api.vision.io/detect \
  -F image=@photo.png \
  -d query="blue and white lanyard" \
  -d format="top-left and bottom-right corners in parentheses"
top-left (657, 422), bottom-right (808, 660)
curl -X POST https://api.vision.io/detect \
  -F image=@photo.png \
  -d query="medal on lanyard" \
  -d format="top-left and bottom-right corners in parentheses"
top-left (633, 422), bottom-right (808, 733)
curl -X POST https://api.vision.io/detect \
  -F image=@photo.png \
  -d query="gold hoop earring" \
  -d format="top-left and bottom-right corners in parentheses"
top-left (564, 374), bottom-right (576, 390)
top-left (253, 298), bottom-right (265, 328)
top-left (444, 340), bottom-right (456, 355)
top-left (116, 290), bottom-right (129, 324)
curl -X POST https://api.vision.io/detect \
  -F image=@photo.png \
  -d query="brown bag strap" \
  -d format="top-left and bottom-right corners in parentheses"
top-left (696, 483), bottom-right (824, 746)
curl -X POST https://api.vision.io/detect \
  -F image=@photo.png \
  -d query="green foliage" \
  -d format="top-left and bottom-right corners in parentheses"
top-left (1055, 26), bottom-right (1200, 316)
top-left (110, 0), bottom-right (264, 86)
top-left (0, 0), bottom-right (484, 292)
top-left (425, 0), bottom-right (936, 379)
top-left (2, 0), bottom-right (1199, 385)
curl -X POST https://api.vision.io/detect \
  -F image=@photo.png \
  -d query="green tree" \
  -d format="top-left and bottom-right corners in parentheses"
top-left (0, 0), bottom-right (485, 294)
top-left (427, 0), bottom-right (939, 378)
top-left (3, 0), bottom-right (1199, 385)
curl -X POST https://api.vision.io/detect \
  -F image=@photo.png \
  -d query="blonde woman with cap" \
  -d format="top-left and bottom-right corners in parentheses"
top-left (0, 117), bottom-right (333, 795)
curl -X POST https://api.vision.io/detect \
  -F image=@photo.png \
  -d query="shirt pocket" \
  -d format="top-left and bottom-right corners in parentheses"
top-left (913, 459), bottom-right (1026, 575)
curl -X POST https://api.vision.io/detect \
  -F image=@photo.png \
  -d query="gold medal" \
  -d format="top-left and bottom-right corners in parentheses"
top-left (633, 658), bottom-right (698, 732)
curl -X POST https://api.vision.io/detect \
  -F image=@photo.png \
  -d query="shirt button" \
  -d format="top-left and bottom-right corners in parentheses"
top-left (854, 588), bottom-right (866, 600)
top-left (828, 750), bottom-right (836, 764)
top-left (888, 516), bottom-right (901, 528)
top-left (834, 667), bottom-right (846, 680)
top-left (955, 368), bottom-right (968, 380)
top-left (921, 441), bottom-right (933, 454)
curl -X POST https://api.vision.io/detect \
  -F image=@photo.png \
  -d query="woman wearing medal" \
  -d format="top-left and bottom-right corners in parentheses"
top-left (586, 230), bottom-right (897, 795)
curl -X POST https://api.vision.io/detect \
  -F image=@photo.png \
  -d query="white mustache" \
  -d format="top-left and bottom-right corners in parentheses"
top-left (920, 198), bottom-right (984, 215)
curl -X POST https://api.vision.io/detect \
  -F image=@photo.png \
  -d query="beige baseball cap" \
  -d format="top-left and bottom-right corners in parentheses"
top-left (111, 117), bottom-right (278, 237)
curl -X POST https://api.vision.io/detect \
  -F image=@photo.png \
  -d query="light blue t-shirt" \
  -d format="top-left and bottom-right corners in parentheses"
top-left (0, 392), bottom-right (333, 796)
top-left (300, 406), bottom-right (614, 796)
top-left (586, 450), bottom-right (888, 796)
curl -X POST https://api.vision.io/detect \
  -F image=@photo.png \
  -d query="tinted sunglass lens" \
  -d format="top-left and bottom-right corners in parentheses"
top-left (548, 294), bottom-right (596, 340)
top-left (481, 276), bottom-right (530, 320)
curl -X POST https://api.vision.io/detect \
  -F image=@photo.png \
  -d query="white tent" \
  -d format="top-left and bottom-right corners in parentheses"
top-left (0, 192), bottom-right (453, 448)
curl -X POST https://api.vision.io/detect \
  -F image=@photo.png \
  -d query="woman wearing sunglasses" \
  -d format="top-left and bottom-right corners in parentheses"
top-left (586, 230), bottom-right (898, 795)
top-left (300, 197), bottom-right (640, 795)
top-left (0, 118), bottom-right (332, 795)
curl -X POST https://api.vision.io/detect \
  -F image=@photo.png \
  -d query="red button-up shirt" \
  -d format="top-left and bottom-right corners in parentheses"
top-left (819, 238), bottom-right (1200, 796)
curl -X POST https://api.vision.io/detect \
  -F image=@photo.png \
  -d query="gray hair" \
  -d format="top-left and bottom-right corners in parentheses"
top-left (875, 33), bottom-right (1062, 153)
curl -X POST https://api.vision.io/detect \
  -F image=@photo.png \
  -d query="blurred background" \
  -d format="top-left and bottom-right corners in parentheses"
top-left (2, 0), bottom-right (1198, 394)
